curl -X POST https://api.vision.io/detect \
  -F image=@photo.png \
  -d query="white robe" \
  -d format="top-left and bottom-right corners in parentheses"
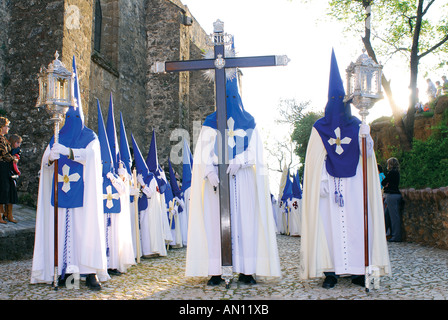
top-left (179, 188), bottom-right (190, 246)
top-left (139, 179), bottom-right (168, 257)
top-left (289, 197), bottom-right (302, 237)
top-left (104, 174), bottom-right (136, 273)
top-left (167, 199), bottom-right (183, 248)
top-left (185, 126), bottom-right (281, 278)
top-left (300, 127), bottom-right (391, 279)
top-left (31, 140), bottom-right (109, 283)
top-left (159, 192), bottom-right (174, 245)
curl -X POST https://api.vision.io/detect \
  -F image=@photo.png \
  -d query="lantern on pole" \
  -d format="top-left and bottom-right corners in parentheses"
top-left (36, 51), bottom-right (76, 134)
top-left (344, 49), bottom-right (383, 122)
top-left (35, 51), bottom-right (76, 290)
top-left (344, 48), bottom-right (383, 292)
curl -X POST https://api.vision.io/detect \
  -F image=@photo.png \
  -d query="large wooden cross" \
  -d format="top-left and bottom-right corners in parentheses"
top-left (152, 20), bottom-right (289, 287)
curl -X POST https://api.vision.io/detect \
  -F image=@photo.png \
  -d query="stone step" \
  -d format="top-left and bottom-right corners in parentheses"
top-left (0, 204), bottom-right (36, 261)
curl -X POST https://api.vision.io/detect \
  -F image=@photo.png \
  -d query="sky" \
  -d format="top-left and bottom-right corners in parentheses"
top-left (179, 0), bottom-right (445, 193)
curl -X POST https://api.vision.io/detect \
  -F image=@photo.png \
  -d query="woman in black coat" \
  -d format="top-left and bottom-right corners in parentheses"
top-left (0, 117), bottom-right (18, 223)
top-left (381, 157), bottom-right (402, 242)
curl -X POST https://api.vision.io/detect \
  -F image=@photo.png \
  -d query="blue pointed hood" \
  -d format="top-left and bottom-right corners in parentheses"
top-left (131, 134), bottom-right (154, 187)
top-left (313, 49), bottom-right (361, 178)
top-left (97, 99), bottom-right (114, 175)
top-left (119, 112), bottom-right (132, 176)
top-left (106, 93), bottom-right (119, 172)
top-left (97, 99), bottom-right (121, 213)
top-left (281, 171), bottom-right (293, 202)
top-left (168, 158), bottom-right (182, 199)
top-left (146, 130), bottom-right (167, 194)
top-left (292, 172), bottom-right (302, 199)
top-left (51, 55), bottom-right (95, 148)
top-left (131, 134), bottom-right (155, 212)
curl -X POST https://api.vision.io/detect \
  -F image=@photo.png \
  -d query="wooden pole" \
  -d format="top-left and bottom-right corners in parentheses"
top-left (53, 121), bottom-right (60, 290)
top-left (362, 135), bottom-right (370, 292)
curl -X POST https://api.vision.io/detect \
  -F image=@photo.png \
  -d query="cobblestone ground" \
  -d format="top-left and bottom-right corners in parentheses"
top-left (0, 235), bottom-right (447, 301)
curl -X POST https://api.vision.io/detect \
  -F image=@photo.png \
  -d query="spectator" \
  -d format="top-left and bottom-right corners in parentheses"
top-left (8, 134), bottom-right (22, 178)
top-left (435, 81), bottom-right (442, 97)
top-left (442, 76), bottom-right (448, 95)
top-left (426, 78), bottom-right (436, 103)
top-left (0, 117), bottom-right (18, 224)
top-left (382, 157), bottom-right (402, 242)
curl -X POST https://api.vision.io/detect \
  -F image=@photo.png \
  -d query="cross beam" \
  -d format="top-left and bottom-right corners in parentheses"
top-left (152, 20), bottom-right (289, 287)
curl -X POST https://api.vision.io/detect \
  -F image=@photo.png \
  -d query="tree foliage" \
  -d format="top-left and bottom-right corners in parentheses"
top-left (377, 108), bottom-right (448, 189)
top-left (272, 98), bottom-right (323, 177)
top-left (327, 0), bottom-right (448, 146)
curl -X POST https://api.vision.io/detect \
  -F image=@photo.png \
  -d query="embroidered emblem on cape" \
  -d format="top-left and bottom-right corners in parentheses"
top-left (327, 127), bottom-right (352, 155)
top-left (58, 164), bottom-right (81, 193)
top-left (103, 185), bottom-right (120, 209)
top-left (293, 201), bottom-right (298, 210)
top-left (227, 117), bottom-right (246, 149)
top-left (51, 158), bottom-right (84, 208)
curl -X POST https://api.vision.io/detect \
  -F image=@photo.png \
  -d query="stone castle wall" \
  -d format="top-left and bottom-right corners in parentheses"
top-left (0, 0), bottom-right (214, 204)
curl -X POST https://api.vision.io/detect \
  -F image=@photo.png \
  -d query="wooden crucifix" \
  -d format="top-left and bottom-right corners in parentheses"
top-left (152, 19), bottom-right (289, 288)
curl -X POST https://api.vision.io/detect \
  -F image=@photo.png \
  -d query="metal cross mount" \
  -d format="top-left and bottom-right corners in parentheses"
top-left (152, 19), bottom-right (290, 288)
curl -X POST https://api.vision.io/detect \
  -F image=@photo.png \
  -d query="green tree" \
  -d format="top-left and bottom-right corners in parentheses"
top-left (291, 110), bottom-right (323, 177)
top-left (327, 0), bottom-right (448, 148)
top-left (275, 98), bottom-right (323, 177)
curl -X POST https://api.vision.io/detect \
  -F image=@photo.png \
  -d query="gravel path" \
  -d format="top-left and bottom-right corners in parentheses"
top-left (1, 235), bottom-right (447, 301)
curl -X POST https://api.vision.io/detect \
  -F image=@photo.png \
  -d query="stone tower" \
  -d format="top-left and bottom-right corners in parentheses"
top-left (0, 0), bottom-right (214, 203)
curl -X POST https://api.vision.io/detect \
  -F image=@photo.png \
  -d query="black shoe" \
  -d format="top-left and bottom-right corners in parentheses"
top-left (238, 273), bottom-right (257, 284)
top-left (85, 274), bottom-right (102, 291)
top-left (322, 275), bottom-right (337, 289)
top-left (351, 275), bottom-right (365, 287)
top-left (207, 275), bottom-right (223, 286)
top-left (57, 273), bottom-right (72, 287)
top-left (108, 268), bottom-right (122, 276)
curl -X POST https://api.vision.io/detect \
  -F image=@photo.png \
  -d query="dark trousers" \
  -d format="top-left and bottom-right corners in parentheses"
top-left (384, 193), bottom-right (402, 241)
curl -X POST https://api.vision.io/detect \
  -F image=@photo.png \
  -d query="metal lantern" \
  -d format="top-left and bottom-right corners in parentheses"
top-left (36, 51), bottom-right (76, 127)
top-left (344, 49), bottom-right (383, 120)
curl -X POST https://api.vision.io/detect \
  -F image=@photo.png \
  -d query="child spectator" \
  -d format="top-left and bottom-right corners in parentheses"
top-left (8, 134), bottom-right (22, 178)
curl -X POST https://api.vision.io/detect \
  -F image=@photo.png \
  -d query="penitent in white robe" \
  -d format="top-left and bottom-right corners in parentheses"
top-left (300, 127), bottom-right (391, 279)
top-left (289, 197), bottom-right (302, 237)
top-left (104, 175), bottom-right (136, 273)
top-left (185, 126), bottom-right (281, 279)
top-left (31, 140), bottom-right (109, 284)
top-left (139, 179), bottom-right (168, 257)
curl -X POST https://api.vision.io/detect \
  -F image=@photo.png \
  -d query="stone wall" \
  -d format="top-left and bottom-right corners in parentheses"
top-left (0, 0), bottom-right (9, 114)
top-left (3, 0), bottom-right (67, 199)
top-left (0, 0), bottom-right (214, 204)
top-left (145, 0), bottom-right (214, 173)
top-left (400, 187), bottom-right (448, 249)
